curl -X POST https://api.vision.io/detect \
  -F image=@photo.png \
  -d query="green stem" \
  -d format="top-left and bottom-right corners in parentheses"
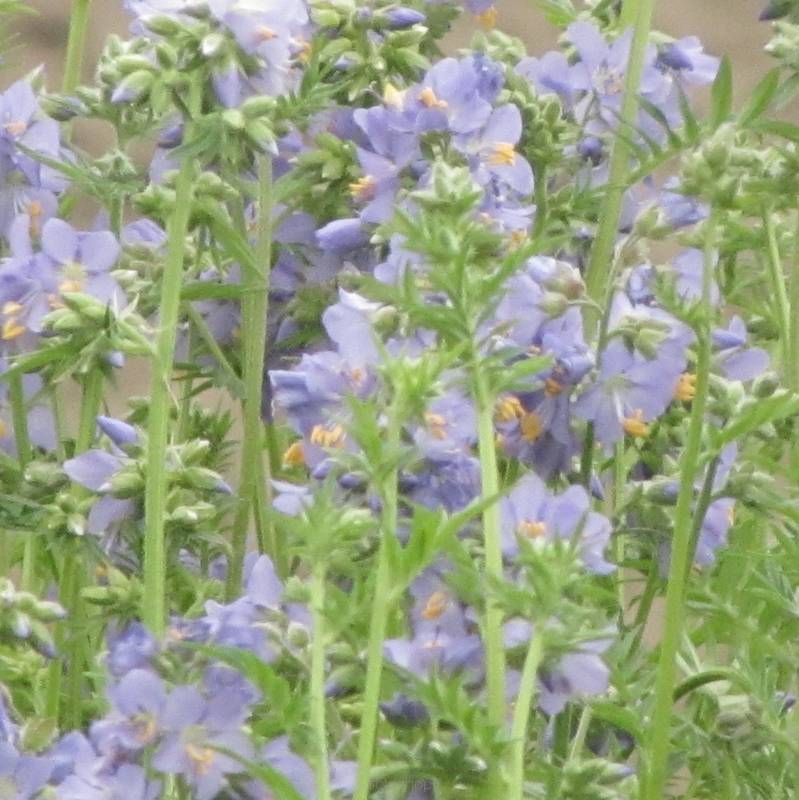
top-left (47, 369), bottom-right (104, 727)
top-left (10, 373), bottom-right (35, 588)
top-left (763, 209), bottom-right (791, 376)
top-left (583, 0), bottom-right (656, 335)
top-left (508, 628), bottom-right (545, 800)
top-left (225, 154), bottom-right (275, 600)
top-left (353, 407), bottom-right (401, 800)
top-left (309, 563), bottom-right (331, 800)
top-left (788, 211), bottom-right (799, 393)
top-left (609, 442), bottom-right (626, 613)
top-left (532, 164), bottom-right (548, 240)
top-left (472, 366), bottom-right (507, 731)
top-left (142, 80), bottom-right (201, 635)
top-left (62, 0), bottom-right (92, 93)
top-left (568, 706), bottom-right (593, 762)
top-left (642, 214), bottom-right (716, 800)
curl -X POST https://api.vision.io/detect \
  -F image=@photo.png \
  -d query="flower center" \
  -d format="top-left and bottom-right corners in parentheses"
top-left (132, 712), bottom-right (158, 744)
top-left (186, 742), bottom-right (216, 776)
top-left (517, 520), bottom-right (547, 539)
top-left (310, 423), bottom-right (346, 448)
top-left (476, 6), bottom-right (498, 30)
top-left (424, 411), bottom-right (448, 440)
top-left (419, 87), bottom-right (448, 110)
top-left (3, 120), bottom-right (27, 137)
top-left (594, 65), bottom-right (625, 96)
top-left (495, 395), bottom-right (525, 422)
top-left (488, 142), bottom-right (516, 166)
top-left (349, 175), bottom-right (377, 201)
top-left (282, 441), bottom-right (305, 467)
top-left (674, 372), bottom-right (697, 402)
top-left (545, 377), bottom-right (564, 396)
top-left (622, 409), bottom-right (649, 438)
top-left (421, 590), bottom-right (449, 620)
top-left (520, 411), bottom-right (544, 442)
top-left (255, 25), bottom-right (277, 42)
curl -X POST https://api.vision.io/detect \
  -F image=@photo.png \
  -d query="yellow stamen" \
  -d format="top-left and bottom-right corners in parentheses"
top-left (350, 367), bottom-right (365, 386)
top-left (255, 25), bottom-right (276, 42)
top-left (2, 301), bottom-right (23, 317)
top-left (476, 6), bottom-right (498, 30)
top-left (674, 372), bottom-right (697, 402)
top-left (2, 318), bottom-right (25, 340)
top-left (495, 395), bottom-right (525, 423)
top-left (622, 409), bottom-right (649, 438)
top-left (133, 713), bottom-right (158, 744)
top-left (424, 411), bottom-right (448, 440)
top-left (419, 87), bottom-right (447, 109)
top-left (383, 83), bottom-right (405, 108)
top-left (421, 590), bottom-right (449, 621)
top-left (520, 411), bottom-right (544, 442)
top-left (509, 229), bottom-right (527, 250)
top-left (349, 175), bottom-right (377, 201)
top-left (282, 441), bottom-right (305, 467)
top-left (0, 420), bottom-right (7, 439)
top-left (488, 142), bottom-right (516, 166)
top-left (3, 121), bottom-right (26, 137)
top-left (726, 503), bottom-right (736, 526)
top-left (59, 278), bottom-right (83, 294)
top-left (545, 377), bottom-right (564, 396)
top-left (517, 520), bottom-right (547, 539)
top-left (310, 423), bottom-right (346, 449)
top-left (185, 743), bottom-right (215, 776)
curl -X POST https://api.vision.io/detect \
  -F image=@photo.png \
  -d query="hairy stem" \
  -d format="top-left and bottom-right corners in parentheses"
top-left (583, 0), bottom-right (656, 334)
top-left (47, 368), bottom-right (104, 727)
top-left (142, 81), bottom-right (200, 635)
top-left (642, 214), bottom-right (716, 800)
top-left (226, 154), bottom-right (276, 600)
top-left (309, 563), bottom-right (331, 800)
top-left (789, 211), bottom-right (799, 392)
top-left (10, 373), bottom-right (35, 589)
top-left (763, 209), bottom-right (791, 377)
top-left (354, 407), bottom-right (401, 800)
top-left (472, 365), bottom-right (507, 731)
top-left (62, 0), bottom-right (92, 94)
top-left (508, 629), bottom-right (544, 800)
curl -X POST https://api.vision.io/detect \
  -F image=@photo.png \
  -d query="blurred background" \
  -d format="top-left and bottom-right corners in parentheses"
top-left (4, 1), bottom-right (778, 105)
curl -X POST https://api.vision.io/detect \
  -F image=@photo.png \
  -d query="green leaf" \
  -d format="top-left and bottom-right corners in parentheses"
top-left (755, 119), bottom-right (799, 144)
top-left (709, 56), bottom-right (733, 130)
top-left (711, 392), bottom-right (799, 450)
top-left (739, 68), bottom-right (781, 127)
top-left (212, 746), bottom-right (306, 800)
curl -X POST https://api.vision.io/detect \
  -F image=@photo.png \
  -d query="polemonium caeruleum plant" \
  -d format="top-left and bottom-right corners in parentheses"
top-left (1, 0), bottom-right (799, 797)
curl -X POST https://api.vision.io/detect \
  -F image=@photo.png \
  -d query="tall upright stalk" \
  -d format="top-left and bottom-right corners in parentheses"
top-left (789, 211), bottom-right (799, 393)
top-left (226, 154), bottom-right (276, 600)
top-left (472, 364), bottom-right (507, 732)
top-left (309, 563), bottom-right (331, 800)
top-left (141, 81), bottom-right (201, 636)
top-left (642, 213), bottom-right (717, 800)
top-left (353, 406), bottom-right (401, 800)
top-left (583, 0), bottom-right (657, 334)
top-left (763, 209), bottom-right (791, 376)
top-left (47, 368), bottom-right (104, 727)
top-left (62, 0), bottom-right (92, 94)
top-left (9, 373), bottom-right (35, 589)
top-left (508, 629), bottom-right (544, 800)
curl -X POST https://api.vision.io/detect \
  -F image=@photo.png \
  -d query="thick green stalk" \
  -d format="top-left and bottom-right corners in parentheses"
top-left (788, 211), bottom-right (799, 393)
top-left (10, 373), bottom-right (35, 588)
top-left (62, 0), bottom-right (92, 94)
top-left (763, 209), bottom-right (791, 376)
top-left (583, 0), bottom-right (656, 334)
top-left (642, 216), bottom-right (716, 800)
top-left (472, 367), bottom-right (507, 730)
top-left (508, 629), bottom-right (544, 800)
top-left (309, 564), bottom-right (331, 800)
top-left (353, 409), bottom-right (401, 800)
top-left (142, 82), bottom-right (200, 635)
top-left (225, 155), bottom-right (275, 600)
top-left (47, 368), bottom-right (104, 727)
